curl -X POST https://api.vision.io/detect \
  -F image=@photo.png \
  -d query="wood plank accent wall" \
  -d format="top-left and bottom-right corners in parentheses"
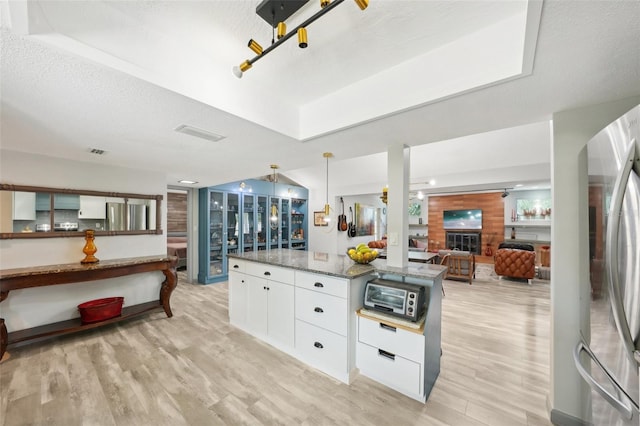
top-left (588, 185), bottom-right (604, 261)
top-left (428, 193), bottom-right (505, 264)
top-left (167, 192), bottom-right (187, 233)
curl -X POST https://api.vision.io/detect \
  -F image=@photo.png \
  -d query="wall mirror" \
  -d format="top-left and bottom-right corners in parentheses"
top-left (0, 184), bottom-right (162, 239)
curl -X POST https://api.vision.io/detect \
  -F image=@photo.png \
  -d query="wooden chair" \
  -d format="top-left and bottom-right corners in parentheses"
top-left (439, 252), bottom-right (475, 286)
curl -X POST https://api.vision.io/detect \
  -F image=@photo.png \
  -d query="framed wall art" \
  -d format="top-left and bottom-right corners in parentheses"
top-left (314, 211), bottom-right (328, 226)
top-left (354, 203), bottom-right (376, 236)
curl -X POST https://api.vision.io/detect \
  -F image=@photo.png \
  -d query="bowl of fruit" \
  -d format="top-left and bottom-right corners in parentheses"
top-left (347, 244), bottom-right (379, 264)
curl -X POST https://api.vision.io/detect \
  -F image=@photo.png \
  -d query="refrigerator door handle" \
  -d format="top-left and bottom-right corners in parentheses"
top-left (574, 341), bottom-right (637, 420)
top-left (605, 139), bottom-right (639, 362)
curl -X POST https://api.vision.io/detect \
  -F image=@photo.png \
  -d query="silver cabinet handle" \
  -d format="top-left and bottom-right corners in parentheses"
top-left (605, 139), bottom-right (639, 363)
top-left (573, 341), bottom-right (637, 420)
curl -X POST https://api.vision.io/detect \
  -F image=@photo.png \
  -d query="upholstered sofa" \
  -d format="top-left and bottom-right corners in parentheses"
top-left (494, 242), bottom-right (536, 282)
top-left (438, 249), bottom-right (475, 285)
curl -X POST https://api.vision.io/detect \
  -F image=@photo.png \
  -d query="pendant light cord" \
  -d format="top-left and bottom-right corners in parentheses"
top-left (326, 154), bottom-right (329, 207)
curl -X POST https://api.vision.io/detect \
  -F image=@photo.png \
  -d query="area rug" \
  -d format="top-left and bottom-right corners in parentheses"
top-left (474, 263), bottom-right (499, 281)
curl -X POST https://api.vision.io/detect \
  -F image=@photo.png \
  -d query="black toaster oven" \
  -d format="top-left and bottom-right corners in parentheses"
top-left (363, 278), bottom-right (426, 322)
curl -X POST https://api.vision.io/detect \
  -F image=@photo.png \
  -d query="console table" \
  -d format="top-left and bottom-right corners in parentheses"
top-left (0, 255), bottom-right (178, 360)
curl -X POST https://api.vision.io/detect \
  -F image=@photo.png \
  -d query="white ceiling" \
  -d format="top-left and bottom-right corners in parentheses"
top-left (1, 0), bottom-right (639, 196)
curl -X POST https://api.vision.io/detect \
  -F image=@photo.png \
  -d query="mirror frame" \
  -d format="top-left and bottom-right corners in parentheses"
top-left (0, 183), bottom-right (163, 239)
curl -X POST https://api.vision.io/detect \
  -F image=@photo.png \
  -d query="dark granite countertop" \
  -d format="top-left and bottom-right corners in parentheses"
top-left (229, 249), bottom-right (446, 281)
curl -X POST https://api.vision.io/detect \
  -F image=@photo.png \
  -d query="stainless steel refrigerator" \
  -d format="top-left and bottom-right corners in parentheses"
top-left (575, 105), bottom-right (640, 425)
top-left (107, 202), bottom-right (148, 231)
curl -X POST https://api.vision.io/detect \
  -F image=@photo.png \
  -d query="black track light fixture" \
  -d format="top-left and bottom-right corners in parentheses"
top-left (233, 0), bottom-right (369, 78)
top-left (501, 189), bottom-right (510, 198)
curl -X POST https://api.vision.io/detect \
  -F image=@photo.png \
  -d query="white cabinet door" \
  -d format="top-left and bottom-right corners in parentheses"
top-left (267, 280), bottom-right (295, 347)
top-left (229, 270), bottom-right (248, 328)
top-left (246, 275), bottom-right (269, 336)
top-left (13, 192), bottom-right (36, 220)
top-left (78, 196), bottom-right (106, 219)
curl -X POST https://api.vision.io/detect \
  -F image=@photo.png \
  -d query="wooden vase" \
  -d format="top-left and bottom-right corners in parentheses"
top-left (81, 229), bottom-right (99, 264)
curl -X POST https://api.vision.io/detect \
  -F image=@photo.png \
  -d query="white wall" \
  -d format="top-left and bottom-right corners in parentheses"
top-left (0, 150), bottom-right (168, 332)
top-left (550, 96), bottom-right (640, 424)
top-left (503, 188), bottom-right (552, 241)
top-left (335, 194), bottom-right (386, 255)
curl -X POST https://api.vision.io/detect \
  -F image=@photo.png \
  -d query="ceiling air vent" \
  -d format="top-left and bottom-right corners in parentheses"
top-left (89, 148), bottom-right (106, 155)
top-left (174, 125), bottom-right (226, 142)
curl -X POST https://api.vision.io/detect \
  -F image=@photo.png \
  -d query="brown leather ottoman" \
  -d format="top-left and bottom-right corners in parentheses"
top-left (494, 247), bottom-right (536, 281)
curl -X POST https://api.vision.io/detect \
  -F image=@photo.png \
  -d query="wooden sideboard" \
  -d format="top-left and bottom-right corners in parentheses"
top-left (0, 255), bottom-right (178, 360)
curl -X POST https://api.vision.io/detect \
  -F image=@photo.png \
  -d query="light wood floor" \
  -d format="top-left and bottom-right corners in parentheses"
top-left (0, 274), bottom-right (552, 426)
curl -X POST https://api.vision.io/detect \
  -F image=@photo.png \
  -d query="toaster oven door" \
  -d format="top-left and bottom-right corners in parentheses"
top-left (364, 283), bottom-right (406, 314)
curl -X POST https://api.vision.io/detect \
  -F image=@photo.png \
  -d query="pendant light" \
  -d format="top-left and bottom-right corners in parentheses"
top-left (323, 152), bottom-right (333, 221)
top-left (270, 165), bottom-right (279, 229)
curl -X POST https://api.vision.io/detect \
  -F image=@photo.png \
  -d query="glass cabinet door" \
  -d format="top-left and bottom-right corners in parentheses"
top-left (269, 197), bottom-right (280, 250)
top-left (281, 199), bottom-right (290, 249)
top-left (291, 198), bottom-right (306, 250)
top-left (208, 191), bottom-right (224, 279)
top-left (242, 194), bottom-right (254, 252)
top-left (226, 193), bottom-right (239, 255)
top-left (257, 195), bottom-right (267, 251)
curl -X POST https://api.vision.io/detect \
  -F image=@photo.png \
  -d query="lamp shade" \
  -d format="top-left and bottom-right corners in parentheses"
top-left (298, 28), bottom-right (308, 48)
top-left (248, 39), bottom-right (263, 55)
top-left (277, 22), bottom-right (286, 39)
top-left (354, 0), bottom-right (368, 10)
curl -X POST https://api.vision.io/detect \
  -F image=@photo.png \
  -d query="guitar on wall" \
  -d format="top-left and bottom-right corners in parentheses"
top-left (338, 197), bottom-right (348, 232)
top-left (348, 206), bottom-right (356, 238)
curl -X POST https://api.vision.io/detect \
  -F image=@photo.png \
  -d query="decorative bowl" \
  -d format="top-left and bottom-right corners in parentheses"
top-left (346, 247), bottom-right (379, 264)
top-left (78, 297), bottom-right (124, 324)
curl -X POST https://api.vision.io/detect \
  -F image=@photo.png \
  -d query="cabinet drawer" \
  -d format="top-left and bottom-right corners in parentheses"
top-left (295, 288), bottom-right (347, 336)
top-left (358, 316), bottom-right (425, 363)
top-left (246, 262), bottom-right (294, 284)
top-left (295, 319), bottom-right (347, 375)
top-left (295, 271), bottom-right (347, 299)
top-left (357, 341), bottom-right (421, 397)
top-left (228, 258), bottom-right (247, 274)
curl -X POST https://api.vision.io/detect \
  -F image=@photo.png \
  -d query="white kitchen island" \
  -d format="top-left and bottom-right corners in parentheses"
top-left (228, 249), bottom-right (446, 402)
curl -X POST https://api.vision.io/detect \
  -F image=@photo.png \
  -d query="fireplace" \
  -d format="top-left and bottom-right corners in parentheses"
top-left (445, 232), bottom-right (481, 255)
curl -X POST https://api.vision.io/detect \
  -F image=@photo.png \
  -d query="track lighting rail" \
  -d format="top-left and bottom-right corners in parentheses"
top-left (234, 0), bottom-right (369, 78)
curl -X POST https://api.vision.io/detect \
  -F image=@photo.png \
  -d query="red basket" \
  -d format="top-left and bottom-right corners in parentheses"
top-left (78, 297), bottom-right (124, 324)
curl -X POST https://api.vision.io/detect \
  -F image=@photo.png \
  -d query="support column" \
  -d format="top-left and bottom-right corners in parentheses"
top-left (386, 144), bottom-right (410, 268)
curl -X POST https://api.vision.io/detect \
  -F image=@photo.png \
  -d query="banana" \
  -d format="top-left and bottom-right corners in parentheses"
top-left (356, 243), bottom-right (368, 251)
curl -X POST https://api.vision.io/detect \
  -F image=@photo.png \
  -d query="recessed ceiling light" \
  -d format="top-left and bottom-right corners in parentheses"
top-left (429, 179), bottom-right (436, 185)
top-left (178, 180), bottom-right (198, 184)
top-left (515, 184), bottom-right (523, 187)
top-left (174, 125), bottom-right (226, 142)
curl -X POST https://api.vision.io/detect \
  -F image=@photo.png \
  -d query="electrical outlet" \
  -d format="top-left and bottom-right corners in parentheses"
top-left (388, 232), bottom-right (398, 246)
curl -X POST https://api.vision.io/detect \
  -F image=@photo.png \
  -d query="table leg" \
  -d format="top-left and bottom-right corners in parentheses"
top-left (0, 318), bottom-right (7, 361)
top-left (160, 268), bottom-right (177, 318)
